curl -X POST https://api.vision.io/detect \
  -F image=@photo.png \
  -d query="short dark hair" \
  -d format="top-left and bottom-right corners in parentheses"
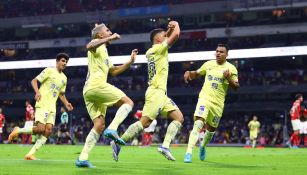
top-left (217, 43), bottom-right (229, 53)
top-left (56, 53), bottom-right (70, 62)
top-left (295, 93), bottom-right (303, 100)
top-left (150, 28), bottom-right (165, 43)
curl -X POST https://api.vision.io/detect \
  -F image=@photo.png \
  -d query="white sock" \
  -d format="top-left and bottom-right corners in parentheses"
top-left (18, 126), bottom-right (33, 134)
top-left (201, 130), bottom-right (215, 147)
top-left (27, 135), bottom-right (47, 156)
top-left (79, 129), bottom-right (100, 161)
top-left (108, 103), bottom-right (132, 130)
top-left (162, 121), bottom-right (182, 149)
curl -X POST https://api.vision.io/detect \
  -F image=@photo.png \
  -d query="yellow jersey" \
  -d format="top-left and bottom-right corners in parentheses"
top-left (248, 120), bottom-right (260, 133)
top-left (197, 60), bottom-right (238, 107)
top-left (83, 44), bottom-right (113, 94)
top-left (35, 67), bottom-right (67, 112)
top-left (145, 40), bottom-right (169, 92)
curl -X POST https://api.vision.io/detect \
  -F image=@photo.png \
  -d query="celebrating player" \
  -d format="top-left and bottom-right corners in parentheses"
top-left (183, 44), bottom-right (239, 163)
top-left (112, 21), bottom-right (184, 162)
top-left (75, 23), bottom-right (137, 168)
top-left (8, 53), bottom-right (73, 160)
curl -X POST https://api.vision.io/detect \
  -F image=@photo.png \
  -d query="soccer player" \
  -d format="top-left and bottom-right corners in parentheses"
top-left (112, 21), bottom-right (184, 162)
top-left (248, 115), bottom-right (261, 148)
top-left (183, 44), bottom-right (239, 163)
top-left (75, 23), bottom-right (137, 168)
top-left (0, 108), bottom-right (5, 143)
top-left (287, 94), bottom-right (304, 148)
top-left (8, 53), bottom-right (73, 160)
top-left (22, 100), bottom-right (35, 144)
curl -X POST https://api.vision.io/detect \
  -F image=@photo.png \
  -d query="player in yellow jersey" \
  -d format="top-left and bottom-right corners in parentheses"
top-left (75, 23), bottom-right (138, 167)
top-left (113, 21), bottom-right (184, 161)
top-left (248, 115), bottom-right (261, 148)
top-left (183, 44), bottom-right (240, 163)
top-left (8, 53), bottom-right (73, 160)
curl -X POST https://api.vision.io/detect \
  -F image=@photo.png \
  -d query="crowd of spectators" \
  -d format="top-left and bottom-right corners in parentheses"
top-left (0, 0), bottom-right (211, 18)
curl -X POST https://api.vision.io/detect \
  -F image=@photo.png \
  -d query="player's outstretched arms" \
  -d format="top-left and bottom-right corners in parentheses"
top-left (184, 70), bottom-right (200, 83)
top-left (109, 49), bottom-right (138, 77)
top-left (223, 69), bottom-right (240, 91)
top-left (166, 21), bottom-right (180, 46)
top-left (86, 33), bottom-right (120, 51)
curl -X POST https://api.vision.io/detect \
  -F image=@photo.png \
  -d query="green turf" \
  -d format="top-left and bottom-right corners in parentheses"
top-left (0, 144), bottom-right (306, 175)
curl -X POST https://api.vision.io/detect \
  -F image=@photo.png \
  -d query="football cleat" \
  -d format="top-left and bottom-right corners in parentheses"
top-left (8, 127), bottom-right (20, 143)
top-left (199, 146), bottom-right (206, 161)
top-left (111, 140), bottom-right (121, 162)
top-left (75, 158), bottom-right (95, 168)
top-left (184, 153), bottom-right (192, 163)
top-left (157, 146), bottom-right (176, 161)
top-left (24, 154), bottom-right (38, 160)
top-left (104, 129), bottom-right (126, 145)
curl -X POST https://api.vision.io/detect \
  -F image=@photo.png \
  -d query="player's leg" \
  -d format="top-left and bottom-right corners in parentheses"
top-left (157, 107), bottom-right (183, 161)
top-left (184, 98), bottom-right (207, 163)
top-left (199, 106), bottom-right (221, 161)
top-left (104, 95), bottom-right (134, 145)
top-left (25, 123), bottom-right (53, 160)
top-left (8, 109), bottom-right (47, 143)
top-left (76, 91), bottom-right (105, 168)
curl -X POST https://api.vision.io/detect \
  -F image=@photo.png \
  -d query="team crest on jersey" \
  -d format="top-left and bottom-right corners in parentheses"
top-left (105, 59), bottom-right (109, 67)
top-left (198, 105), bottom-right (205, 116)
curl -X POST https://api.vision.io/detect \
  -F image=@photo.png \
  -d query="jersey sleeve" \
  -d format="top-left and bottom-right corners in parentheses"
top-left (108, 58), bottom-right (114, 69)
top-left (230, 66), bottom-right (239, 82)
top-left (36, 68), bottom-right (50, 83)
top-left (60, 77), bottom-right (67, 93)
top-left (196, 62), bottom-right (208, 76)
top-left (156, 40), bottom-right (169, 55)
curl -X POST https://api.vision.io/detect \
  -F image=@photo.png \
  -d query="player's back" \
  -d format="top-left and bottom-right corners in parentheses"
top-left (145, 41), bottom-right (169, 91)
top-left (84, 44), bottom-right (112, 93)
top-left (198, 60), bottom-right (238, 106)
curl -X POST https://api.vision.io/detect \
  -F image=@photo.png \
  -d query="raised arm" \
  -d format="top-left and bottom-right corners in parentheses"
top-left (86, 33), bottom-right (120, 51)
top-left (109, 49), bottom-right (138, 76)
top-left (166, 21), bottom-right (180, 46)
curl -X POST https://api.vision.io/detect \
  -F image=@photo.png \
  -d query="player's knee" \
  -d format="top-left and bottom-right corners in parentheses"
top-left (44, 128), bottom-right (52, 137)
top-left (95, 123), bottom-right (105, 134)
top-left (123, 97), bottom-right (134, 107)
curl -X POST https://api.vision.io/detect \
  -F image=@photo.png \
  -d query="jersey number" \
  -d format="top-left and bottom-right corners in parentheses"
top-left (211, 83), bottom-right (218, 89)
top-left (148, 62), bottom-right (156, 81)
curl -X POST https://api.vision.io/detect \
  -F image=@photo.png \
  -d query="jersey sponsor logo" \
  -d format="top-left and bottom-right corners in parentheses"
top-left (148, 61), bottom-right (156, 81)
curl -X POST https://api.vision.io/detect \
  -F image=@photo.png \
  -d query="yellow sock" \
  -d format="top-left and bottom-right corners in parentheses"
top-left (121, 121), bottom-right (143, 142)
top-left (79, 129), bottom-right (100, 161)
top-left (186, 120), bottom-right (204, 154)
top-left (162, 121), bottom-right (182, 149)
top-left (27, 135), bottom-right (47, 156)
top-left (108, 104), bottom-right (132, 130)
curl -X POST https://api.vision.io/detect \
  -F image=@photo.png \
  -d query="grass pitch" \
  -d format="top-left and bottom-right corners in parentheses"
top-left (0, 144), bottom-right (306, 175)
